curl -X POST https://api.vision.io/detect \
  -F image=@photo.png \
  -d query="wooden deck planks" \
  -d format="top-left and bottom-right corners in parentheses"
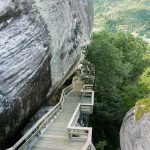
top-left (30, 81), bottom-right (86, 150)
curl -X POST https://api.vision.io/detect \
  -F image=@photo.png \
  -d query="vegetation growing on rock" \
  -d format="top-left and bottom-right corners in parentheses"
top-left (135, 98), bottom-right (150, 120)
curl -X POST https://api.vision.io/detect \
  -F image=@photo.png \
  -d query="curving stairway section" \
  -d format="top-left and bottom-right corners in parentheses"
top-left (8, 77), bottom-right (95, 150)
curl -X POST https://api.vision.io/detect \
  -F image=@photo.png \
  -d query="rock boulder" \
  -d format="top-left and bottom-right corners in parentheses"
top-left (120, 108), bottom-right (150, 150)
top-left (0, 0), bottom-right (93, 148)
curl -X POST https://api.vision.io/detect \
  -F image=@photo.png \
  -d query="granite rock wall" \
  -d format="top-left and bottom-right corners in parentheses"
top-left (120, 108), bottom-right (150, 150)
top-left (0, 0), bottom-right (93, 148)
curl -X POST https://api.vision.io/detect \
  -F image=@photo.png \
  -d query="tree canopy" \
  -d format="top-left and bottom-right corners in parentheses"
top-left (82, 31), bottom-right (150, 150)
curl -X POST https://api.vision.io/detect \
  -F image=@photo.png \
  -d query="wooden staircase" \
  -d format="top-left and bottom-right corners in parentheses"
top-left (8, 77), bottom-right (95, 150)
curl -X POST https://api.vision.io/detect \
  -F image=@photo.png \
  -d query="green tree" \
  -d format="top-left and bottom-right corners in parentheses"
top-left (119, 82), bottom-right (149, 118)
top-left (114, 33), bottom-right (149, 83)
top-left (84, 31), bottom-right (130, 102)
top-left (139, 67), bottom-right (150, 89)
top-left (83, 31), bottom-right (150, 149)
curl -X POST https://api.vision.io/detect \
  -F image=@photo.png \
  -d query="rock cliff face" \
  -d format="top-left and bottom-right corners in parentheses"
top-left (120, 108), bottom-right (150, 150)
top-left (0, 0), bottom-right (93, 148)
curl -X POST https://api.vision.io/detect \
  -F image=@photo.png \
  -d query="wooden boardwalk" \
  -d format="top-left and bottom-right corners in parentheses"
top-left (31, 80), bottom-right (90, 150)
top-left (8, 78), bottom-right (95, 150)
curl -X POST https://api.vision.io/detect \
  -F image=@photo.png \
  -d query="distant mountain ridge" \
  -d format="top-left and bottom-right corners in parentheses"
top-left (93, 0), bottom-right (150, 39)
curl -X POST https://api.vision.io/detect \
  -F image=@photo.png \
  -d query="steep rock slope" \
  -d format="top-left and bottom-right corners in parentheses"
top-left (120, 108), bottom-right (150, 150)
top-left (0, 0), bottom-right (93, 148)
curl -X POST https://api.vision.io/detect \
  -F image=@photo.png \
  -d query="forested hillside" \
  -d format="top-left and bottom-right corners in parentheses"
top-left (86, 1), bottom-right (150, 149)
top-left (83, 31), bottom-right (150, 150)
top-left (93, 0), bottom-right (150, 39)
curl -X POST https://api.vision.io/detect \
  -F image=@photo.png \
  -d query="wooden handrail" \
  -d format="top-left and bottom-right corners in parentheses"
top-left (67, 84), bottom-right (95, 150)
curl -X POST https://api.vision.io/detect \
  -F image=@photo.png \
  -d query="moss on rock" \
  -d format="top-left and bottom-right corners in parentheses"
top-left (135, 97), bottom-right (150, 120)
